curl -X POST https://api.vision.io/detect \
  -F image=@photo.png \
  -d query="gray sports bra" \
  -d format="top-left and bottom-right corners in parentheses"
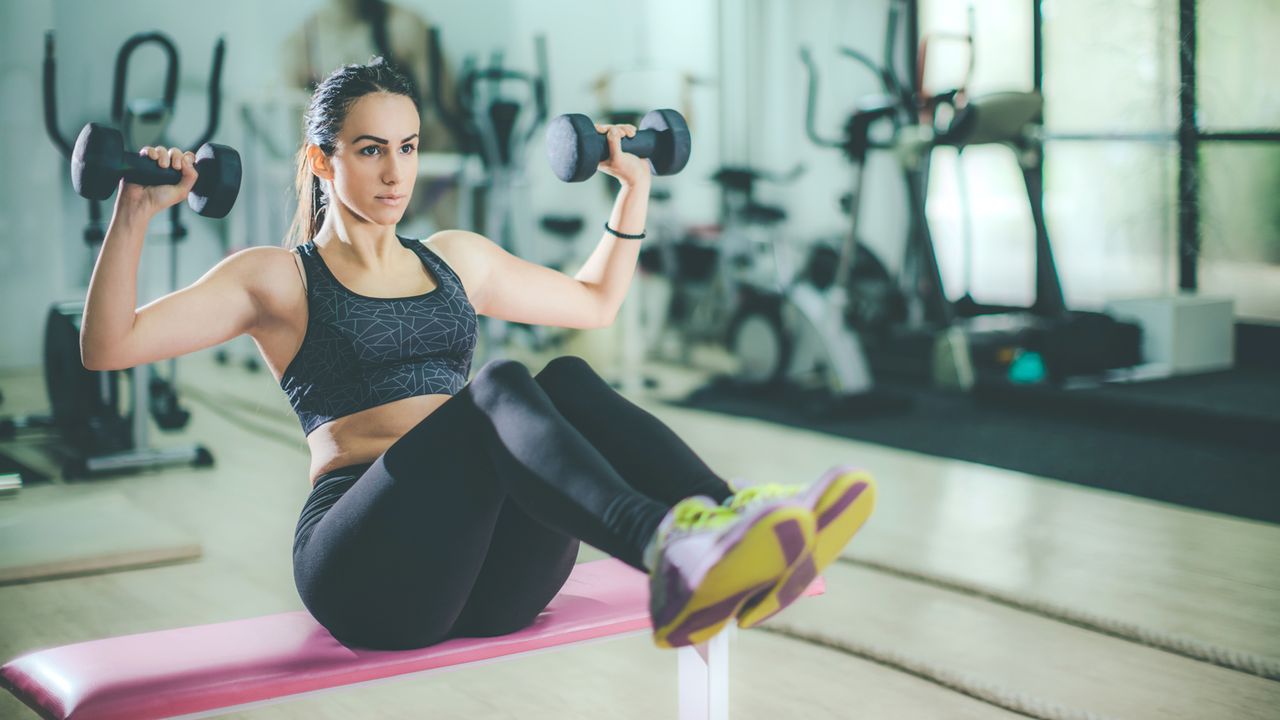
top-left (279, 236), bottom-right (478, 435)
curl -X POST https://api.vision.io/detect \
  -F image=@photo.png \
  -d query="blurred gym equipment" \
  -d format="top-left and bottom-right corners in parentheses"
top-left (802, 1), bottom-right (1142, 389)
top-left (428, 26), bottom-right (553, 363)
top-left (0, 31), bottom-right (226, 478)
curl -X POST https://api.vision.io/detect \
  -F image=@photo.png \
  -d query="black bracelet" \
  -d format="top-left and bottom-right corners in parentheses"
top-left (604, 222), bottom-right (646, 240)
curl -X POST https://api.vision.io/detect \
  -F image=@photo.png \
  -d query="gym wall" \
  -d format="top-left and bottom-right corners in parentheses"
top-left (1, 1), bottom-right (1275, 370)
top-left (0, 0), bottom-right (734, 370)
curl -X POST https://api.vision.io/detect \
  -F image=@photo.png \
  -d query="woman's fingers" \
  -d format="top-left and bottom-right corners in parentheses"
top-left (606, 126), bottom-right (624, 155)
top-left (135, 146), bottom-right (189, 170)
top-left (149, 146), bottom-right (170, 169)
top-left (601, 124), bottom-right (639, 156)
top-left (132, 147), bottom-right (197, 188)
top-left (180, 151), bottom-right (199, 186)
top-left (595, 123), bottom-right (638, 138)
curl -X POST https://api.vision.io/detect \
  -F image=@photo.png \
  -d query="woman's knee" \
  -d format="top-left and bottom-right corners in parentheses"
top-left (539, 354), bottom-right (592, 375)
top-left (534, 355), bottom-right (599, 392)
top-left (473, 358), bottom-right (533, 389)
top-left (469, 359), bottom-right (536, 405)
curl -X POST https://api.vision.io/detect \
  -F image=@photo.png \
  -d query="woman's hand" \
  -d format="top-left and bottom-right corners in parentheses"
top-left (594, 123), bottom-right (651, 189)
top-left (118, 146), bottom-right (199, 218)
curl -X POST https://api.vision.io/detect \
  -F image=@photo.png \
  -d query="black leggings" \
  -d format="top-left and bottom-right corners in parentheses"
top-left (292, 356), bottom-right (735, 650)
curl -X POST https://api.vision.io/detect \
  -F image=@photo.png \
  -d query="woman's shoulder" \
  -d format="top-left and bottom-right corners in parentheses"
top-left (418, 229), bottom-right (481, 261)
top-left (417, 230), bottom-right (489, 292)
top-left (214, 245), bottom-right (301, 281)
top-left (222, 245), bottom-right (308, 310)
top-left (231, 245), bottom-right (306, 280)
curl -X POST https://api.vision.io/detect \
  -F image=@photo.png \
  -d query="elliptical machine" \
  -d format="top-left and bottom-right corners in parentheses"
top-left (791, 0), bottom-right (959, 385)
top-left (0, 31), bottom-right (222, 478)
top-left (427, 28), bottom-right (552, 363)
top-left (717, 32), bottom-right (917, 400)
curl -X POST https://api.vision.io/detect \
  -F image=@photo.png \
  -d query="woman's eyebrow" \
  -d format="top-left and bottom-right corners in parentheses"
top-left (352, 134), bottom-right (420, 144)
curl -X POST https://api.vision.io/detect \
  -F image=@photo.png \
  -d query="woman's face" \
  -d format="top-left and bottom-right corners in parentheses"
top-left (323, 92), bottom-right (419, 227)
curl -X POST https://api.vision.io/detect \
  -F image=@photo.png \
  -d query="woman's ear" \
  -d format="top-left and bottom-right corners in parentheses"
top-left (306, 144), bottom-right (335, 182)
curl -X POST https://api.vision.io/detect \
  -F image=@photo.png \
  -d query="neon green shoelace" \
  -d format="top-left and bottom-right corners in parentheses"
top-left (672, 500), bottom-right (736, 532)
top-left (724, 483), bottom-right (803, 513)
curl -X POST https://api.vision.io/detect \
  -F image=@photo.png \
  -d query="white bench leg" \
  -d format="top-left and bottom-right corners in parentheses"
top-left (677, 625), bottom-right (732, 720)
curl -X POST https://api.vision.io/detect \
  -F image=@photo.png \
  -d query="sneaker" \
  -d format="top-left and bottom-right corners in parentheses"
top-left (725, 467), bottom-right (876, 628)
top-left (649, 495), bottom-right (815, 648)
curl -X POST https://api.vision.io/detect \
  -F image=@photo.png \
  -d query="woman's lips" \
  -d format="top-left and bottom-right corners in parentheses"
top-left (376, 194), bottom-right (405, 205)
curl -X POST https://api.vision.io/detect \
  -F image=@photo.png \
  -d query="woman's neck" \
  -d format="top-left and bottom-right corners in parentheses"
top-left (313, 206), bottom-right (402, 270)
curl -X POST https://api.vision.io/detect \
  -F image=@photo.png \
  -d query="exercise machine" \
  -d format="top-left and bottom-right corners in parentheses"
top-left (798, 1), bottom-right (950, 370)
top-left (1, 31), bottom-right (226, 477)
top-left (907, 8), bottom-right (1143, 385)
top-left (643, 165), bottom-right (799, 364)
top-left (428, 27), bottom-right (551, 363)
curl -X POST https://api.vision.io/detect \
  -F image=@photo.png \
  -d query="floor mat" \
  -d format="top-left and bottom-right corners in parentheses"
top-left (670, 376), bottom-right (1280, 525)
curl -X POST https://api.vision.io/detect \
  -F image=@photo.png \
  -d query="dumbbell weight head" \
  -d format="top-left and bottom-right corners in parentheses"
top-left (638, 108), bottom-right (691, 177)
top-left (71, 123), bottom-right (241, 218)
top-left (546, 113), bottom-right (601, 183)
top-left (187, 142), bottom-right (242, 218)
top-left (546, 108), bottom-right (691, 182)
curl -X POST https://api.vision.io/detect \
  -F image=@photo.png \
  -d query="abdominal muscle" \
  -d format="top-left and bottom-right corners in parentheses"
top-left (304, 393), bottom-right (454, 487)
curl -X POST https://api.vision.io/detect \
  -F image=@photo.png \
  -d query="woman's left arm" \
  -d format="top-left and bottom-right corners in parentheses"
top-left (571, 136), bottom-right (651, 324)
top-left (451, 123), bottom-right (652, 329)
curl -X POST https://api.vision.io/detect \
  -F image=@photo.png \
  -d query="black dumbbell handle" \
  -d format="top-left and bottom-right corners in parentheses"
top-left (120, 149), bottom-right (219, 196)
top-left (597, 128), bottom-right (671, 164)
top-left (618, 130), bottom-right (662, 160)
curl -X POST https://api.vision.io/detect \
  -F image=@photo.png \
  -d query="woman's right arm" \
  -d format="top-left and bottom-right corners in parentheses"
top-left (80, 146), bottom-right (284, 371)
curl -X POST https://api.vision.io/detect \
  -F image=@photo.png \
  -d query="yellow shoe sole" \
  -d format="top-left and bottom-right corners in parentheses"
top-left (651, 504), bottom-right (816, 648)
top-left (736, 468), bottom-right (876, 629)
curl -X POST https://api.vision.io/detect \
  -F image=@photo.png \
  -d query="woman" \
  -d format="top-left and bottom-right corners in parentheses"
top-left (79, 59), bottom-right (875, 651)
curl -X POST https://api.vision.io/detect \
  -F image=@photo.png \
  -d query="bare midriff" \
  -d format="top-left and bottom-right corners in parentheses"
top-left (303, 393), bottom-right (453, 487)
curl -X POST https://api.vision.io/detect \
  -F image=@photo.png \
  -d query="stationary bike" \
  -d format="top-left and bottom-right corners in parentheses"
top-left (722, 79), bottom-right (905, 398)
top-left (641, 166), bottom-right (797, 368)
top-left (733, 0), bottom-right (978, 395)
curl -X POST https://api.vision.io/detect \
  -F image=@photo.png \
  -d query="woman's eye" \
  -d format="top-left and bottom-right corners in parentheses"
top-left (360, 146), bottom-right (381, 156)
top-left (400, 144), bottom-right (417, 154)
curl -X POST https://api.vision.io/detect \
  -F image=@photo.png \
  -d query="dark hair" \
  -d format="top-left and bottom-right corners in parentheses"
top-left (286, 57), bottom-right (417, 248)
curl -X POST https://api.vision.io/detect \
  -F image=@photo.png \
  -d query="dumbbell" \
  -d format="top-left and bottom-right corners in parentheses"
top-left (546, 108), bottom-right (691, 183)
top-left (71, 123), bottom-right (242, 218)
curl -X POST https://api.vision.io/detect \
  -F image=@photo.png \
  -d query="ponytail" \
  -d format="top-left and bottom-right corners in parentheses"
top-left (286, 146), bottom-right (327, 249)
